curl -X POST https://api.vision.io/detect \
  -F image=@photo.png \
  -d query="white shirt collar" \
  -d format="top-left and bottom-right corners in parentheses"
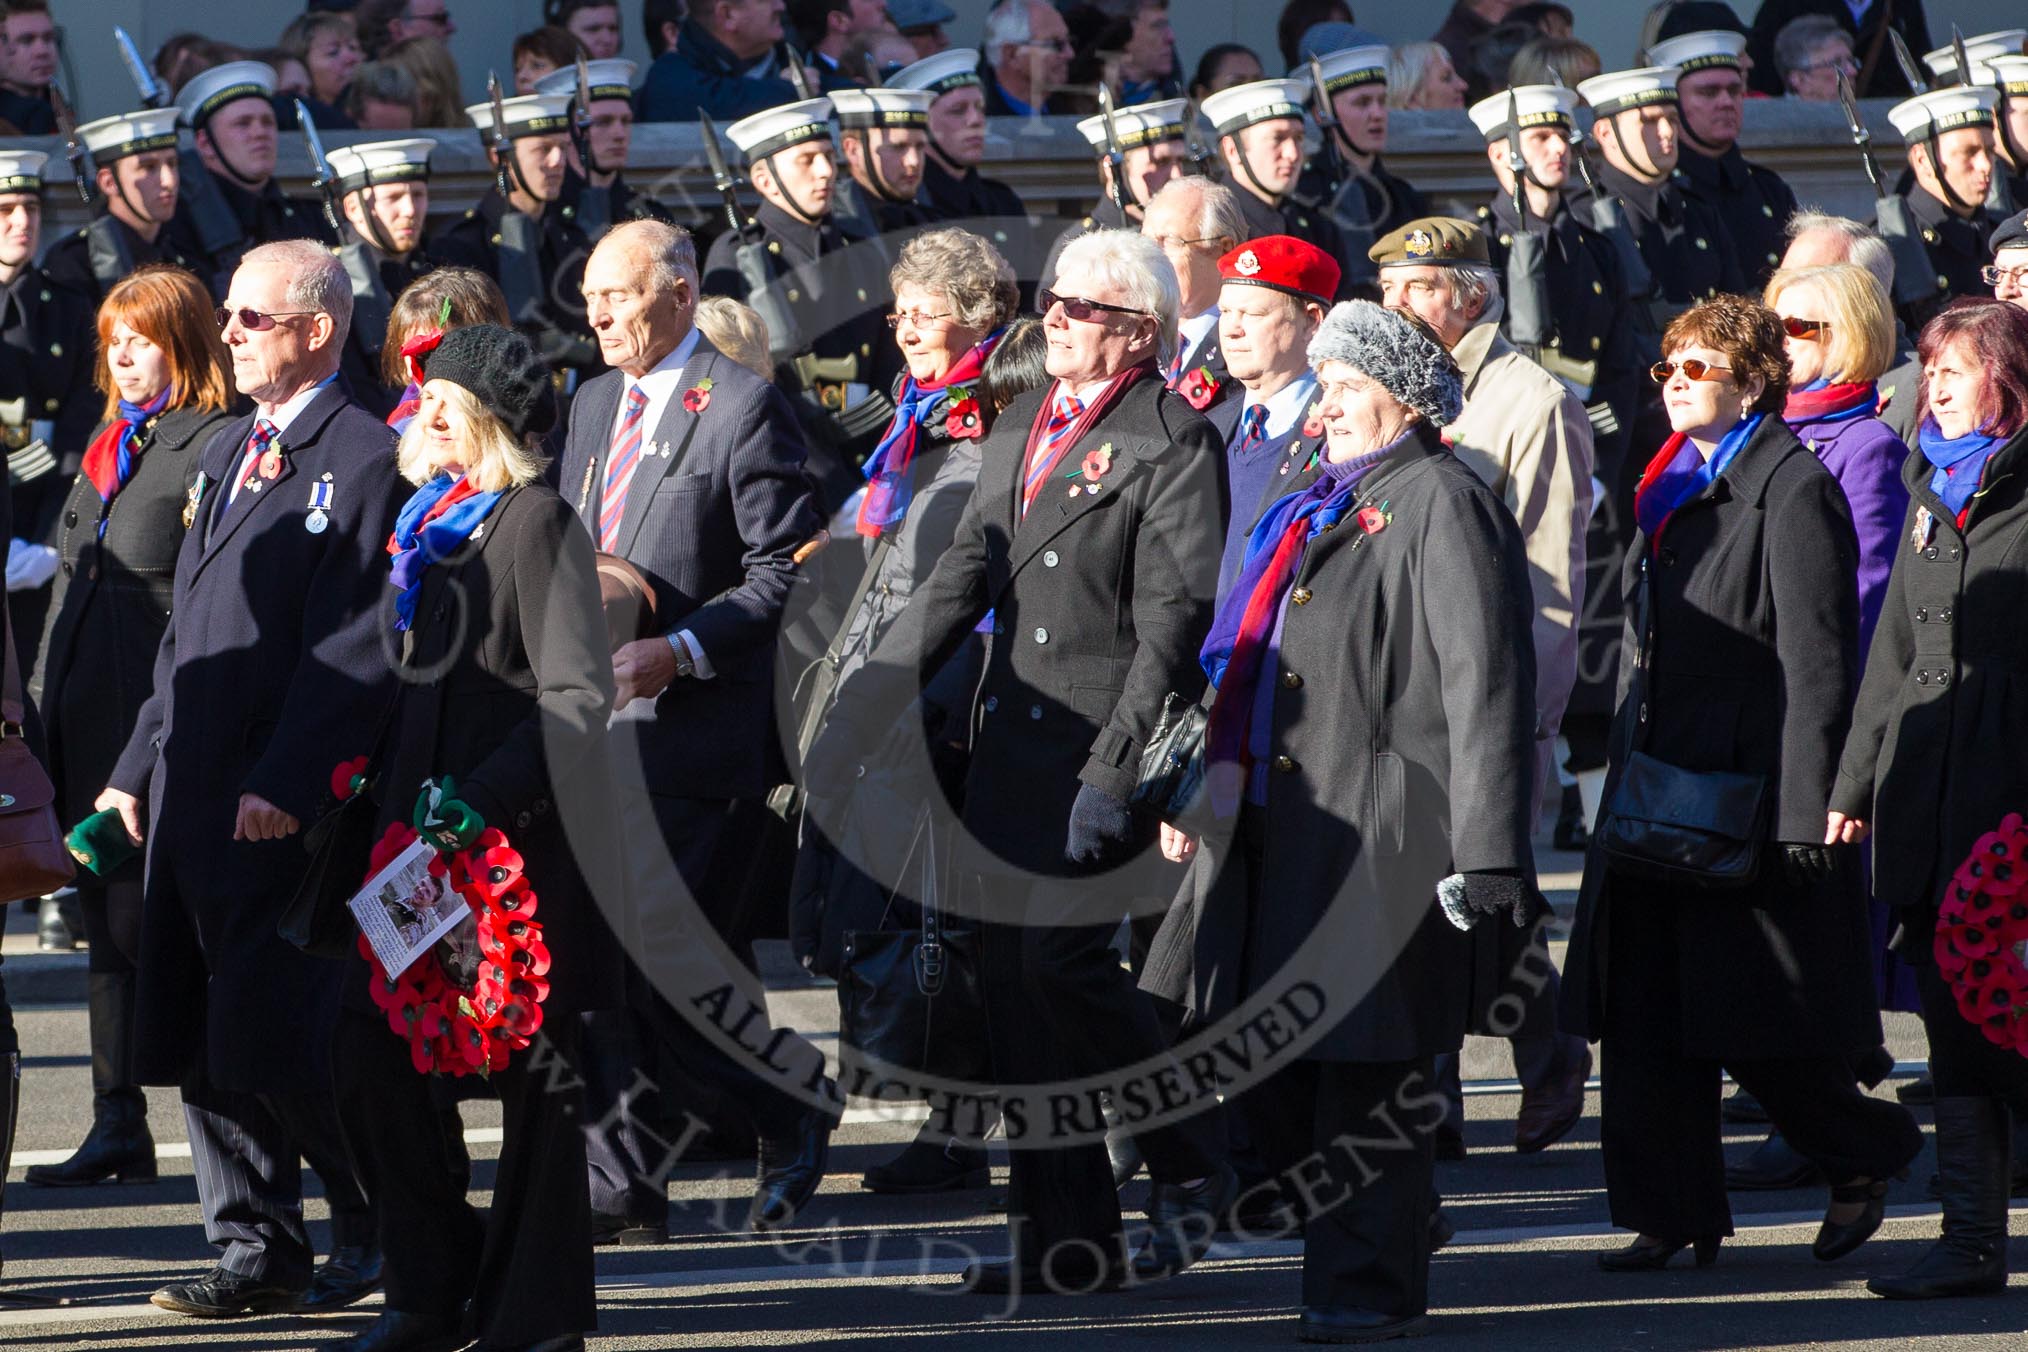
top-left (1243, 373), bottom-right (1317, 439)
top-left (1178, 307), bottom-right (1220, 359)
top-left (626, 324), bottom-right (704, 400)
top-left (256, 374), bottom-right (337, 437)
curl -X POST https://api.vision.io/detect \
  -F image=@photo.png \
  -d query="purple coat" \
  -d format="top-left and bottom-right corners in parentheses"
top-left (1785, 409), bottom-right (1911, 665)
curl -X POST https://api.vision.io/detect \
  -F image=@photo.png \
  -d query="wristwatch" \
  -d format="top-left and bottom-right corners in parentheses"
top-left (666, 631), bottom-right (697, 679)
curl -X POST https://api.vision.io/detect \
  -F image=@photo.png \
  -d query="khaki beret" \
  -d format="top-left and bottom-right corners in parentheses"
top-left (1368, 217), bottom-right (1491, 268)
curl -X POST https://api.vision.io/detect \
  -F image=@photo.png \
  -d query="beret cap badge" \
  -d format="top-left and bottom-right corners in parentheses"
top-left (1405, 229), bottom-right (1435, 259)
top-left (1234, 250), bottom-right (1261, 276)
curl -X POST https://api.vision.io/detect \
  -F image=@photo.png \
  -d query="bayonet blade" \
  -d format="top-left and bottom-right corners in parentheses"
top-left (486, 71), bottom-right (514, 197)
top-left (574, 52), bottom-right (594, 131)
top-left (1307, 56), bottom-right (1337, 129)
top-left (113, 26), bottom-right (164, 108)
top-left (784, 44), bottom-right (815, 101)
top-left (295, 100), bottom-right (332, 185)
top-left (1096, 82), bottom-right (1131, 213)
top-left (1891, 30), bottom-right (1929, 94)
top-left (1952, 25), bottom-right (1976, 87)
top-left (1837, 71), bottom-right (1886, 196)
top-left (47, 82), bottom-right (92, 206)
top-left (1505, 89), bottom-right (1527, 219)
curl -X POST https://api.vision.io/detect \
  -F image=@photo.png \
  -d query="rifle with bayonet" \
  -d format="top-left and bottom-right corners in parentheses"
top-left (303, 99), bottom-right (397, 360)
top-left (1306, 56), bottom-right (1376, 287)
top-left (784, 45), bottom-right (816, 101)
top-left (570, 53), bottom-right (613, 240)
top-left (1095, 84), bottom-right (1133, 217)
top-left (699, 111), bottom-right (805, 365)
top-left (1503, 91), bottom-right (1554, 352)
top-left (482, 70), bottom-right (558, 364)
top-left (1837, 71), bottom-right (1936, 307)
top-left (295, 99), bottom-right (342, 237)
top-left (1556, 74), bottom-right (1657, 323)
top-left (46, 82), bottom-right (90, 206)
top-left (114, 24), bottom-right (242, 273)
top-left (1180, 94), bottom-right (1214, 177)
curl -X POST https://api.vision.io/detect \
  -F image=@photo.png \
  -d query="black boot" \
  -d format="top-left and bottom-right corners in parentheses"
top-left (27, 972), bottom-right (156, 1186)
top-left (1868, 1097), bottom-right (2010, 1300)
top-left (35, 893), bottom-right (77, 952)
top-left (1552, 783), bottom-right (1587, 852)
top-left (861, 1124), bottom-right (989, 1194)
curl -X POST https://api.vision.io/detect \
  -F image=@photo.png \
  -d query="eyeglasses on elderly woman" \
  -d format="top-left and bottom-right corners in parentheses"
top-left (1650, 357), bottom-right (1734, 384)
top-left (1037, 288), bottom-right (1149, 323)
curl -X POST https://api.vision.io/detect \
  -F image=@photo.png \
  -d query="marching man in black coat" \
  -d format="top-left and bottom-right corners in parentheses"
top-left (98, 240), bottom-right (407, 1319)
top-left (806, 229), bottom-right (1236, 1295)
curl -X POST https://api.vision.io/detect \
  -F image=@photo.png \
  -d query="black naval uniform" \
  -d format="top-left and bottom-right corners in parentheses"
top-left (1293, 154), bottom-right (1429, 296)
top-left (1895, 184), bottom-right (2005, 333)
top-left (169, 174), bottom-right (334, 297)
top-left (701, 199), bottom-right (895, 511)
top-left (920, 155), bottom-right (1037, 298)
top-left (336, 244), bottom-right (433, 421)
top-left (1229, 185), bottom-right (1358, 301)
top-left (1671, 142), bottom-right (1798, 291)
top-left (560, 172), bottom-right (680, 246)
top-left (42, 216), bottom-right (207, 310)
top-left (430, 188), bottom-right (601, 395)
top-left (1568, 162), bottom-right (1744, 350)
top-left (834, 177), bottom-right (939, 249)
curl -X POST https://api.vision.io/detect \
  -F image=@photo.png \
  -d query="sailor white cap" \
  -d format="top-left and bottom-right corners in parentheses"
top-left (1467, 84), bottom-right (1579, 142)
top-left (0, 150), bottom-right (45, 194)
top-left (1074, 97), bottom-right (1187, 151)
top-left (1201, 78), bottom-right (1309, 136)
top-left (1969, 55), bottom-right (2028, 97)
top-left (887, 48), bottom-right (982, 99)
top-left (76, 108), bottom-right (181, 163)
top-left (1888, 86), bottom-right (1999, 139)
top-left (1923, 31), bottom-right (2026, 79)
top-left (534, 59), bottom-right (637, 104)
top-left (325, 138), bottom-right (434, 194)
top-left (726, 98), bottom-right (835, 161)
top-left (1646, 30), bottom-right (1747, 75)
top-left (175, 61), bottom-right (277, 130)
top-left (1577, 66), bottom-right (1681, 117)
top-left (831, 86), bottom-right (934, 131)
top-left (463, 92), bottom-right (575, 140)
top-left (1307, 45), bottom-right (1390, 95)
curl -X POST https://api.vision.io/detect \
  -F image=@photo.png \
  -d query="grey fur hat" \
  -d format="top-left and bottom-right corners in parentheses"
top-left (1306, 301), bottom-right (1465, 427)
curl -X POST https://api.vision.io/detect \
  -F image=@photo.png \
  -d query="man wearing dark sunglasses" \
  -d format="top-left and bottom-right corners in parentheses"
top-left (981, 0), bottom-right (1069, 116)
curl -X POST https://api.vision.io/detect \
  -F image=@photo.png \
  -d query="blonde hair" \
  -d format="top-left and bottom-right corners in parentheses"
top-left (1387, 42), bottom-right (1449, 109)
top-left (694, 296), bottom-right (772, 381)
top-left (396, 379), bottom-right (548, 492)
top-left (1763, 262), bottom-right (1895, 385)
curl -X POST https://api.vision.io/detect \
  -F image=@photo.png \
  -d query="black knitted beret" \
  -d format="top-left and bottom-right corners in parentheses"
top-left (420, 323), bottom-right (557, 440)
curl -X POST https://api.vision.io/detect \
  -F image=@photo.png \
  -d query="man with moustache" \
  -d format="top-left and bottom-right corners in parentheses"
top-left (1888, 86), bottom-right (2006, 331)
top-left (432, 91), bottom-right (601, 396)
top-left (324, 139), bottom-right (435, 420)
top-left (1139, 175), bottom-right (1248, 415)
top-left (536, 58), bottom-right (676, 240)
top-left (43, 108), bottom-right (206, 308)
top-left (1201, 79), bottom-right (1355, 300)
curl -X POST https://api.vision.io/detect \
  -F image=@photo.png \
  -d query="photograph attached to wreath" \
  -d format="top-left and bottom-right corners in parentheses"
top-left (336, 765), bottom-right (552, 1077)
top-left (1935, 811), bottom-right (2028, 1058)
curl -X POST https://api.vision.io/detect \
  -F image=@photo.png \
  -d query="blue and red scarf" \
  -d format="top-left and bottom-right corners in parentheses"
top-left (80, 387), bottom-right (174, 521)
top-left (1198, 436), bottom-right (1401, 815)
top-left (1917, 417), bottom-right (2006, 522)
top-left (1633, 412), bottom-right (1763, 549)
top-left (387, 473), bottom-right (502, 632)
top-left (387, 381), bottom-right (422, 435)
top-left (855, 329), bottom-right (1001, 538)
top-left (1783, 378), bottom-right (1878, 425)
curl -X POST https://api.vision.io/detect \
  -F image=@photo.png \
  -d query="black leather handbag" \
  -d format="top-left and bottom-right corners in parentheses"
top-left (1131, 691), bottom-right (1210, 828)
top-left (838, 810), bottom-right (988, 1084)
top-left (1595, 556), bottom-right (1770, 889)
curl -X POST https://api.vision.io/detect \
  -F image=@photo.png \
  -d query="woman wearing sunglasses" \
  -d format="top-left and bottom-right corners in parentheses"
top-left (1831, 297), bottom-right (2028, 1301)
top-left (1562, 294), bottom-right (1922, 1272)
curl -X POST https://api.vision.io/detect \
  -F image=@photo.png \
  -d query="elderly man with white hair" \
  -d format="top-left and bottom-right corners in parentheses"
top-left (806, 228), bottom-right (1235, 1295)
top-left (97, 238), bottom-right (406, 1320)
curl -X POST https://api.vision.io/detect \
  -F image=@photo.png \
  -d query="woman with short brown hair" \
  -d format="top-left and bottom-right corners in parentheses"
top-left (1562, 294), bottom-right (1922, 1271)
top-left (26, 264), bottom-right (234, 1188)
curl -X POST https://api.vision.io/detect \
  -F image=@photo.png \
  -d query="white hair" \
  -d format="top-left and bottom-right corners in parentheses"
top-left (240, 238), bottom-right (352, 353)
top-left (600, 217), bottom-right (700, 298)
top-left (983, 0), bottom-right (1034, 61)
top-left (1144, 175), bottom-right (1248, 251)
top-left (1786, 210), bottom-right (1895, 297)
top-left (1055, 228), bottom-right (1180, 364)
top-left (1448, 264), bottom-right (1498, 319)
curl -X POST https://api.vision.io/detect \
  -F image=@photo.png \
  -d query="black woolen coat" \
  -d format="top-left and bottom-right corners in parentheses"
top-left (1562, 414), bottom-right (1885, 1059)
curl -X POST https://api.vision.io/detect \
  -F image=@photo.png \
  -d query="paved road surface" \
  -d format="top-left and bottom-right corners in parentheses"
top-left (0, 844), bottom-right (2021, 1350)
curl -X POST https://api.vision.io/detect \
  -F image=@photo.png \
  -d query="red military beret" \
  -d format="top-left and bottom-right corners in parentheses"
top-left (1216, 235), bottom-right (1341, 306)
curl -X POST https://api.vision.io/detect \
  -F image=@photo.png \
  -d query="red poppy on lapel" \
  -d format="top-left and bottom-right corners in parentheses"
top-left (1078, 442), bottom-right (1114, 484)
top-left (331, 756), bottom-right (371, 802)
top-left (1180, 366), bottom-right (1221, 411)
top-left (682, 377), bottom-right (714, 414)
top-left (1356, 505), bottom-right (1390, 535)
top-left (1301, 402), bottom-right (1324, 439)
top-left (944, 391), bottom-right (983, 439)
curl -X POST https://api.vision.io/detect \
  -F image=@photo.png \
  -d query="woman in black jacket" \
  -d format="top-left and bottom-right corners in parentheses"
top-left (335, 324), bottom-right (623, 1352)
top-left (1831, 297), bottom-right (2028, 1301)
top-left (26, 264), bottom-right (235, 1188)
top-left (1561, 295), bottom-right (1921, 1271)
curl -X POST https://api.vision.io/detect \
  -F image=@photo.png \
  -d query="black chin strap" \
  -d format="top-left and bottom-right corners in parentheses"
top-left (1226, 134), bottom-right (1284, 207)
top-left (110, 171), bottom-right (159, 231)
top-left (1610, 110), bottom-right (1667, 185)
top-left (353, 185), bottom-right (402, 256)
top-left (1923, 125), bottom-right (1975, 215)
top-left (861, 128), bottom-right (906, 204)
top-left (763, 150), bottom-right (825, 225)
top-left (204, 133), bottom-right (266, 192)
top-left (500, 139), bottom-right (556, 208)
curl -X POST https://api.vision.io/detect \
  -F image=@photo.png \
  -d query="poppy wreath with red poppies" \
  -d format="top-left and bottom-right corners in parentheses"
top-left (352, 813), bottom-right (553, 1078)
top-left (1935, 811), bottom-right (2028, 1056)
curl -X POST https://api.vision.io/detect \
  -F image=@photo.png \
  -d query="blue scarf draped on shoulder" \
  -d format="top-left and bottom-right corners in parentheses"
top-left (1633, 411), bottom-right (1763, 546)
top-left (387, 474), bottom-right (502, 632)
top-left (1917, 418), bottom-right (2006, 519)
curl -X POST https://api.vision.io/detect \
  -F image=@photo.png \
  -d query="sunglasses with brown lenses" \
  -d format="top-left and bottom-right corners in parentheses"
top-left (1649, 358), bottom-right (1734, 384)
top-left (1781, 317), bottom-right (1830, 340)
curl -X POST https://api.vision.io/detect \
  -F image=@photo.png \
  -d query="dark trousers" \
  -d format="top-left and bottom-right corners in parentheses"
top-left (180, 1068), bottom-right (372, 1287)
top-left (582, 792), bottom-right (814, 1227)
top-left (79, 874), bottom-right (143, 972)
top-left (1918, 964), bottom-right (2028, 1107)
top-left (1432, 945), bottom-right (1585, 1134)
top-left (337, 1009), bottom-right (595, 1344)
top-left (976, 872), bottom-right (1221, 1268)
top-left (1240, 1057), bottom-right (1439, 1316)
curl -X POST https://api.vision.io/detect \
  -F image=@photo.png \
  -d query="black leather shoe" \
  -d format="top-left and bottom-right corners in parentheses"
top-left (1597, 1235), bottom-right (1721, 1271)
top-left (299, 1244), bottom-right (383, 1312)
top-left (1298, 1305), bottom-right (1430, 1343)
top-left (1133, 1163), bottom-right (1238, 1279)
top-left (35, 894), bottom-right (77, 951)
top-left (1551, 783), bottom-right (1588, 852)
top-left (1105, 1120), bottom-right (1144, 1187)
top-left (1515, 1045), bottom-right (1591, 1154)
top-left (749, 1106), bottom-right (834, 1231)
top-left (25, 1102), bottom-right (156, 1186)
top-left (1725, 1131), bottom-right (1825, 1191)
top-left (343, 1310), bottom-right (466, 1351)
top-left (589, 1210), bottom-right (667, 1246)
top-left (862, 1136), bottom-right (989, 1194)
top-left (1814, 1177), bottom-right (1889, 1261)
top-left (958, 1256), bottom-right (1129, 1295)
top-left (1895, 1075), bottom-right (1935, 1105)
top-left (150, 1266), bottom-right (304, 1318)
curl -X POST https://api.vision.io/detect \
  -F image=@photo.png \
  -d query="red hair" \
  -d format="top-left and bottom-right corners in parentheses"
top-left (1916, 297), bottom-right (2028, 440)
top-left (94, 264), bottom-right (232, 423)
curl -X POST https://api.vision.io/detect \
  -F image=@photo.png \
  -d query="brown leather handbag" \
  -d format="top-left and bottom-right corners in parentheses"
top-left (0, 601), bottom-right (75, 904)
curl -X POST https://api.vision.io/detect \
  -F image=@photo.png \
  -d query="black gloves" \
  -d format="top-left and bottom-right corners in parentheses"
top-left (1782, 843), bottom-right (1840, 886)
top-left (1437, 871), bottom-right (1536, 931)
top-left (1066, 784), bottom-right (1138, 867)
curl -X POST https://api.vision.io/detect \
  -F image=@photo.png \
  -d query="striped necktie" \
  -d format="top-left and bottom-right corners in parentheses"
top-left (1165, 346), bottom-right (1185, 389)
top-left (230, 418), bottom-right (279, 502)
top-left (1233, 403), bottom-right (1268, 456)
top-left (598, 385), bottom-right (651, 552)
top-left (1022, 391), bottom-right (1084, 517)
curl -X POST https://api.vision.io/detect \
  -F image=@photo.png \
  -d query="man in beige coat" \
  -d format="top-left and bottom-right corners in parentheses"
top-left (1376, 216), bottom-right (1596, 1160)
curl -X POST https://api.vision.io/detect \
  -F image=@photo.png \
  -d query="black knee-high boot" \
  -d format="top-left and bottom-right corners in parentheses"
top-left (25, 972), bottom-right (155, 1186)
top-left (1869, 1097), bottom-right (2010, 1299)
